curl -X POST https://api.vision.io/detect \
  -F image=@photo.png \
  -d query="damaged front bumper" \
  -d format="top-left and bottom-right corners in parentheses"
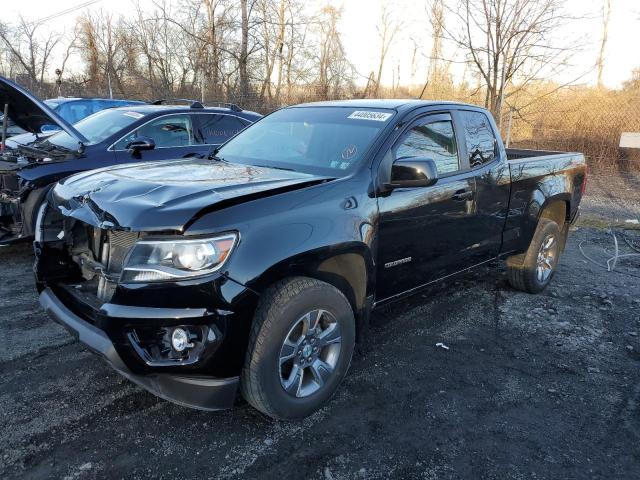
top-left (39, 287), bottom-right (240, 411)
top-left (35, 195), bottom-right (259, 410)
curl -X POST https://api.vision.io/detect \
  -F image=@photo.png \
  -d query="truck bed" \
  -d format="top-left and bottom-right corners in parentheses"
top-left (505, 148), bottom-right (580, 161)
top-left (501, 147), bottom-right (586, 256)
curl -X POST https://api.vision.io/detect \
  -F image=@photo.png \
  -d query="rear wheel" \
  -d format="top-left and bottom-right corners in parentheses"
top-left (506, 218), bottom-right (562, 293)
top-left (241, 277), bottom-right (355, 419)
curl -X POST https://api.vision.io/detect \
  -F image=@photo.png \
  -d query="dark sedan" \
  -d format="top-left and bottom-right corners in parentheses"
top-left (0, 76), bottom-right (261, 244)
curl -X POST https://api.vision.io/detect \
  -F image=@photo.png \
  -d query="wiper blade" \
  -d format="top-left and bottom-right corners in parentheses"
top-left (252, 164), bottom-right (295, 172)
top-left (208, 147), bottom-right (228, 163)
top-left (210, 154), bottom-right (228, 163)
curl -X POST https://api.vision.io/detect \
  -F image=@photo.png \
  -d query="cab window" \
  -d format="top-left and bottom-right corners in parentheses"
top-left (459, 110), bottom-right (496, 167)
top-left (114, 114), bottom-right (195, 149)
top-left (395, 118), bottom-right (459, 175)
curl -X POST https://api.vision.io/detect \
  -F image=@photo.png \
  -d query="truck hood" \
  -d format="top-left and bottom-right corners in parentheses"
top-left (0, 76), bottom-right (88, 144)
top-left (51, 159), bottom-right (330, 231)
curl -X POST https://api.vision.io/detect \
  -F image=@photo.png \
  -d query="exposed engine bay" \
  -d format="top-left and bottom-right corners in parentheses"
top-left (0, 142), bottom-right (78, 243)
top-left (35, 203), bottom-right (141, 303)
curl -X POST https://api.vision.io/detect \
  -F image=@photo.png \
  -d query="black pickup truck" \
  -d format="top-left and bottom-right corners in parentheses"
top-left (34, 100), bottom-right (586, 419)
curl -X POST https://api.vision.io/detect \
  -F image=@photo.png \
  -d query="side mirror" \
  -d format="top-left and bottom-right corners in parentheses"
top-left (125, 137), bottom-right (156, 152)
top-left (389, 157), bottom-right (438, 188)
top-left (40, 124), bottom-right (60, 134)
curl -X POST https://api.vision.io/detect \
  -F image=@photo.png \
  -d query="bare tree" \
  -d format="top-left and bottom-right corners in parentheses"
top-left (257, 0), bottom-right (277, 99)
top-left (441, 0), bottom-right (578, 124)
top-left (0, 17), bottom-right (60, 93)
top-left (427, 0), bottom-right (444, 86)
top-left (77, 11), bottom-right (134, 97)
top-left (315, 5), bottom-right (354, 99)
top-left (409, 37), bottom-right (419, 85)
top-left (596, 0), bottom-right (611, 88)
top-left (374, 5), bottom-right (400, 97)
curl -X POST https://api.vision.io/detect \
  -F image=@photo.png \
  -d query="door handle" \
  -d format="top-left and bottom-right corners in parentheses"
top-left (452, 189), bottom-right (473, 201)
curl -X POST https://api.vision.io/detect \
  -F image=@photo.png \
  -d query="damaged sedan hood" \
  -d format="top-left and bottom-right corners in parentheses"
top-left (51, 158), bottom-right (329, 231)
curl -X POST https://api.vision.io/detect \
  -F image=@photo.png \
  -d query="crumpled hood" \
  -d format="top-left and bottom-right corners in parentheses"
top-left (51, 158), bottom-right (328, 231)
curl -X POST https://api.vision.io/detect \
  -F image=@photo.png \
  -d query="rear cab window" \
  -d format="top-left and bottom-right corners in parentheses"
top-left (458, 110), bottom-right (497, 168)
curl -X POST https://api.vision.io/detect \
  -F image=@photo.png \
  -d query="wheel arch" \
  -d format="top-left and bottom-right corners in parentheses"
top-left (247, 243), bottom-right (375, 342)
top-left (519, 192), bottom-right (571, 253)
top-left (250, 244), bottom-right (373, 313)
top-left (538, 195), bottom-right (571, 251)
top-left (539, 196), bottom-right (570, 226)
top-left (21, 184), bottom-right (54, 237)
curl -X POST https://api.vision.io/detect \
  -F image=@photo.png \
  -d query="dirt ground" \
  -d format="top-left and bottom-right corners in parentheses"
top-left (580, 171), bottom-right (640, 225)
top-left (1, 192), bottom-right (640, 479)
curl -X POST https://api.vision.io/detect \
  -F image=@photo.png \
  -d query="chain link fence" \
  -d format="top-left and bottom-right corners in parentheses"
top-left (500, 91), bottom-right (640, 226)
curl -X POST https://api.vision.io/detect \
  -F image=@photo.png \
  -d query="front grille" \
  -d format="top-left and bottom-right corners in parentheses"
top-left (107, 231), bottom-right (139, 274)
top-left (79, 226), bottom-right (140, 302)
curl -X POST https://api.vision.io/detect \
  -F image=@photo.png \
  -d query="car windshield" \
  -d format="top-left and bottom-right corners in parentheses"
top-left (45, 109), bottom-right (143, 150)
top-left (217, 107), bottom-right (394, 176)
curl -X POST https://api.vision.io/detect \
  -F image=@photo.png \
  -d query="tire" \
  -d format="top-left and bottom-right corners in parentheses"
top-left (241, 277), bottom-right (355, 420)
top-left (506, 218), bottom-right (562, 294)
top-left (25, 185), bottom-right (52, 238)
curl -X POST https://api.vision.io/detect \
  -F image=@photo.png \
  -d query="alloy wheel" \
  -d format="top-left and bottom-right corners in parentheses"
top-left (536, 233), bottom-right (558, 283)
top-left (278, 309), bottom-right (342, 398)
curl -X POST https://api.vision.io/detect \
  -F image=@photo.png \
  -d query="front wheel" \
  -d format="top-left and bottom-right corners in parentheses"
top-left (241, 277), bottom-right (355, 419)
top-left (506, 218), bottom-right (562, 293)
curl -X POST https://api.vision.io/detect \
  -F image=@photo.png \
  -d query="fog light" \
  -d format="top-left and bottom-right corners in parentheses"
top-left (171, 328), bottom-right (193, 352)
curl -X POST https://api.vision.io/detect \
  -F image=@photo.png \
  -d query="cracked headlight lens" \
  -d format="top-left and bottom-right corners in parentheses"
top-left (121, 233), bottom-right (237, 283)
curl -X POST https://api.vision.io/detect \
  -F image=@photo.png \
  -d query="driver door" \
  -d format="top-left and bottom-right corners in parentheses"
top-left (113, 113), bottom-right (208, 162)
top-left (376, 112), bottom-right (478, 300)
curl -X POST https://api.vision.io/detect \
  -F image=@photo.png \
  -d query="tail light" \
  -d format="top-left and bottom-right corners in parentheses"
top-left (580, 165), bottom-right (588, 195)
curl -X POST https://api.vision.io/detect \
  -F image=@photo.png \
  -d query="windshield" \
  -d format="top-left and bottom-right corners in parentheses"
top-left (45, 108), bottom-right (143, 150)
top-left (218, 107), bottom-right (394, 176)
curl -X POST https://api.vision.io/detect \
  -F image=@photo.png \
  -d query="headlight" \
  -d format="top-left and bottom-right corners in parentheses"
top-left (121, 233), bottom-right (238, 283)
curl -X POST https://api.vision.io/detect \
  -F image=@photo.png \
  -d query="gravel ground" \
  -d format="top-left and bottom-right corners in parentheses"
top-left (1, 220), bottom-right (639, 479)
top-left (580, 171), bottom-right (640, 225)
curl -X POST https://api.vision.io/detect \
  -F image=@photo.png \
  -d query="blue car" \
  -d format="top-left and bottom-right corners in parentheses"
top-left (3, 97), bottom-right (146, 142)
top-left (0, 76), bottom-right (262, 244)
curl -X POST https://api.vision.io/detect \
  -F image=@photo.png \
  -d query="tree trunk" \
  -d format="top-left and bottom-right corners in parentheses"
top-left (274, 0), bottom-right (286, 103)
top-left (597, 0), bottom-right (611, 88)
top-left (239, 0), bottom-right (249, 98)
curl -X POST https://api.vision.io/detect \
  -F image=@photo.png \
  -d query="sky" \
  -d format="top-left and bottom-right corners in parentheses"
top-left (3, 0), bottom-right (639, 89)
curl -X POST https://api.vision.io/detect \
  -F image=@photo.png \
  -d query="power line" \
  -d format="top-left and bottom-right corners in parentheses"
top-left (26, 0), bottom-right (103, 27)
